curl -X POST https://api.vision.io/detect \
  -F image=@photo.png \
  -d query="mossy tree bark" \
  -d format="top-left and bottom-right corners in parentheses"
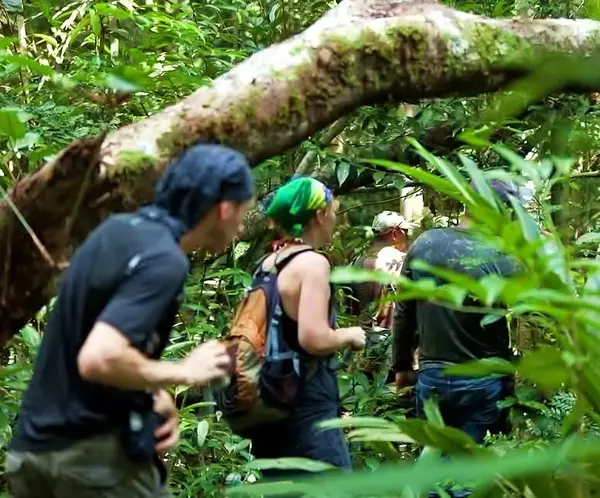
top-left (2, 0), bottom-right (600, 343)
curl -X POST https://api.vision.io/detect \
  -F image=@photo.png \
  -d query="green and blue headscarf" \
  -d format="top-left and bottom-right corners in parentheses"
top-left (265, 177), bottom-right (333, 237)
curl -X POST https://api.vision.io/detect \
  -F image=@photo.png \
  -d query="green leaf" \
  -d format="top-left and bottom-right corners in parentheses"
top-left (0, 108), bottom-right (27, 140)
top-left (396, 419), bottom-right (481, 455)
top-left (368, 159), bottom-right (461, 201)
top-left (373, 171), bottom-right (386, 184)
top-left (196, 419), bottom-right (209, 448)
top-left (90, 8), bottom-right (102, 37)
top-left (19, 325), bottom-right (41, 350)
top-left (422, 398), bottom-right (445, 427)
top-left (393, 176), bottom-right (405, 190)
top-left (407, 137), bottom-right (475, 204)
top-left (493, 144), bottom-right (541, 184)
top-left (229, 437), bottom-right (600, 497)
top-left (330, 266), bottom-right (400, 286)
top-left (104, 74), bottom-right (140, 93)
top-left (14, 132), bottom-right (40, 150)
top-left (444, 358), bottom-right (516, 378)
top-left (458, 153), bottom-right (500, 211)
top-left (247, 457), bottom-right (336, 473)
top-left (318, 416), bottom-right (398, 431)
top-left (508, 195), bottom-right (540, 242)
top-left (0, 54), bottom-right (56, 77)
top-left (519, 347), bottom-right (570, 390)
top-left (575, 232), bottom-right (600, 246)
top-left (346, 428), bottom-right (415, 444)
top-left (337, 162), bottom-right (350, 185)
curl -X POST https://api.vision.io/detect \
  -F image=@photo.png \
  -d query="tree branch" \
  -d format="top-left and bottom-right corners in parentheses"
top-left (3, 0), bottom-right (600, 342)
top-left (295, 115), bottom-right (353, 175)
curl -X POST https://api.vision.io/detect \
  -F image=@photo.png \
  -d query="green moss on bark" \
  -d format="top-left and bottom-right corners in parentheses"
top-left (115, 150), bottom-right (158, 177)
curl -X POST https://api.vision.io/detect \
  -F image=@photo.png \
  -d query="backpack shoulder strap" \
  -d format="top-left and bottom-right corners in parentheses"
top-left (273, 244), bottom-right (315, 272)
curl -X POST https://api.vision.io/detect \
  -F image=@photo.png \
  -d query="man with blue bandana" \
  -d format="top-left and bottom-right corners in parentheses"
top-left (6, 144), bottom-right (255, 498)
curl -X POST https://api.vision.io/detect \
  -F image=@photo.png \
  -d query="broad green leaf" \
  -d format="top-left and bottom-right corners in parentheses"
top-left (508, 195), bottom-right (540, 242)
top-left (31, 34), bottom-right (58, 47)
top-left (409, 260), bottom-right (484, 299)
top-left (478, 274), bottom-right (507, 307)
top-left (346, 428), bottom-right (414, 444)
top-left (422, 398), bottom-right (444, 427)
top-left (318, 416), bottom-right (398, 431)
top-left (368, 159), bottom-right (462, 200)
top-left (330, 266), bottom-right (400, 286)
top-left (493, 144), bottom-right (541, 184)
top-left (445, 358), bottom-right (516, 378)
top-left (1, 54), bottom-right (56, 77)
top-left (458, 153), bottom-right (500, 212)
top-left (396, 419), bottom-right (480, 455)
top-left (89, 8), bottom-right (102, 37)
top-left (518, 347), bottom-right (571, 390)
top-left (196, 419), bottom-right (209, 448)
top-left (105, 74), bottom-right (140, 93)
top-left (373, 171), bottom-right (386, 184)
top-left (0, 108), bottom-right (27, 140)
top-left (247, 457), bottom-right (336, 473)
top-left (337, 162), bottom-right (350, 185)
top-left (19, 325), bottom-right (41, 350)
top-left (407, 137), bottom-right (475, 204)
top-left (575, 232), bottom-right (600, 246)
top-left (230, 436), bottom-right (600, 497)
top-left (14, 132), bottom-right (40, 150)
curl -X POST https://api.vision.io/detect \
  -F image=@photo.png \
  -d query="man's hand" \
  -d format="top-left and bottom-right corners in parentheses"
top-left (182, 340), bottom-right (231, 385)
top-left (153, 389), bottom-right (179, 455)
top-left (395, 370), bottom-right (416, 393)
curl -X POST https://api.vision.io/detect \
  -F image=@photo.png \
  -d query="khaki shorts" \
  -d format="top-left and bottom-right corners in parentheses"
top-left (5, 432), bottom-right (171, 498)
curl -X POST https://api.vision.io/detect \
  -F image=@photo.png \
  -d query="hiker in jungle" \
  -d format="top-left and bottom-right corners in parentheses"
top-left (393, 180), bottom-right (527, 451)
top-left (6, 144), bottom-right (255, 498)
top-left (347, 211), bottom-right (418, 384)
top-left (241, 177), bottom-right (366, 475)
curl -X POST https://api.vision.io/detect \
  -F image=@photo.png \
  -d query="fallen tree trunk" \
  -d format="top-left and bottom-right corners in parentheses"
top-left (2, 0), bottom-right (600, 344)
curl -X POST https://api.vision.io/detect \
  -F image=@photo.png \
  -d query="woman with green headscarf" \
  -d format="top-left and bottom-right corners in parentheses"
top-left (244, 177), bottom-right (365, 477)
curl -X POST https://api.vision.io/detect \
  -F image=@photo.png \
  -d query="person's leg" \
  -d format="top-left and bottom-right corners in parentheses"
top-left (416, 366), bottom-right (472, 498)
top-left (254, 362), bottom-right (351, 476)
top-left (5, 450), bottom-right (55, 498)
top-left (291, 363), bottom-right (351, 472)
top-left (415, 365), bottom-right (453, 420)
top-left (453, 375), bottom-right (511, 445)
top-left (51, 432), bottom-right (170, 498)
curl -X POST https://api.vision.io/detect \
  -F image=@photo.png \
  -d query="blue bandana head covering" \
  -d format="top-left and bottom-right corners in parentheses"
top-left (138, 143), bottom-right (254, 239)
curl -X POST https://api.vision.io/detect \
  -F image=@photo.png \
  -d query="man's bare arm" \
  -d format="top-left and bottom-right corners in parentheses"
top-left (78, 322), bottom-right (230, 390)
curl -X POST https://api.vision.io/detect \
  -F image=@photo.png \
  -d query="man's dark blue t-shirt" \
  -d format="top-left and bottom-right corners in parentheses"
top-left (392, 227), bottom-right (521, 371)
top-left (10, 213), bottom-right (189, 452)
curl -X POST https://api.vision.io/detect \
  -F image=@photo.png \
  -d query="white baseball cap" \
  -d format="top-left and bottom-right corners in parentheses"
top-left (372, 211), bottom-right (418, 233)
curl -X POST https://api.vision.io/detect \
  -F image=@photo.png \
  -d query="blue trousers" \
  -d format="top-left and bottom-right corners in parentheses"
top-left (243, 362), bottom-right (351, 480)
top-left (416, 363), bottom-right (513, 498)
top-left (416, 363), bottom-right (512, 444)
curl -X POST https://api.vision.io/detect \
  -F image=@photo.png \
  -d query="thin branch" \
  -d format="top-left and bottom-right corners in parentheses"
top-left (295, 115), bottom-right (353, 175)
top-left (338, 195), bottom-right (403, 215)
top-left (0, 184), bottom-right (56, 268)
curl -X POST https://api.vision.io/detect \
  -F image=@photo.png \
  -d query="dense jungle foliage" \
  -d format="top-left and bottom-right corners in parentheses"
top-left (2, 0), bottom-right (600, 496)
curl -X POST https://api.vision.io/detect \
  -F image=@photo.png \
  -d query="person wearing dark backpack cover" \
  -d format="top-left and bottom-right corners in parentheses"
top-left (216, 177), bottom-right (365, 477)
top-left (6, 144), bottom-right (255, 498)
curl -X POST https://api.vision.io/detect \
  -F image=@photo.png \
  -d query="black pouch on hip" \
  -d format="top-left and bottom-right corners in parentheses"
top-left (122, 410), bottom-right (167, 463)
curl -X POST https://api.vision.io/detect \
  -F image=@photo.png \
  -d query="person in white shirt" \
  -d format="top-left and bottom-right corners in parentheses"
top-left (348, 211), bottom-right (418, 382)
